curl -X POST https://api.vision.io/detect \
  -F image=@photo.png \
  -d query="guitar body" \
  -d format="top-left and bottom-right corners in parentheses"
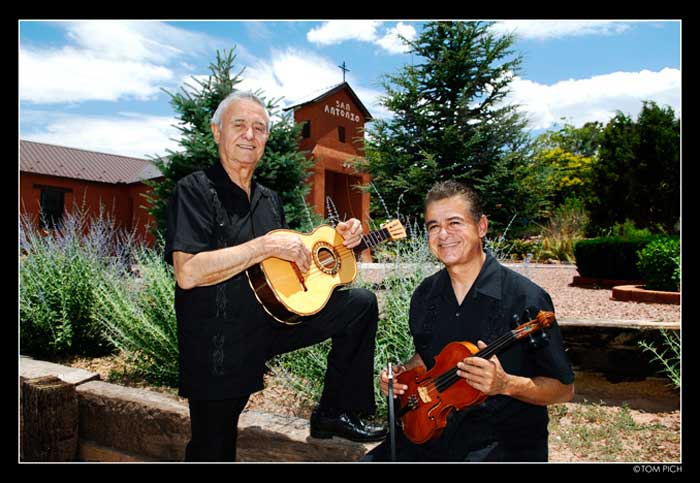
top-left (246, 225), bottom-right (358, 324)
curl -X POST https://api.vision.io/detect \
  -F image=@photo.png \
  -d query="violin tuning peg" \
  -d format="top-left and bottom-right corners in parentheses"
top-left (528, 331), bottom-right (550, 350)
top-left (525, 305), bottom-right (540, 322)
top-left (528, 333), bottom-right (542, 350)
top-left (511, 314), bottom-right (521, 328)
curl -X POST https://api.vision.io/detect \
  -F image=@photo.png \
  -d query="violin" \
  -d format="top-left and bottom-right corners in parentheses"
top-left (395, 310), bottom-right (555, 444)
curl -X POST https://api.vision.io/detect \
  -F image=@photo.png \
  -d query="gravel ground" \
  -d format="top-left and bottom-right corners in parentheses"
top-left (506, 264), bottom-right (680, 323)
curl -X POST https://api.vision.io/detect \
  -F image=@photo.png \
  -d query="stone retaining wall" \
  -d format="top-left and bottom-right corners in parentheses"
top-left (19, 357), bottom-right (375, 462)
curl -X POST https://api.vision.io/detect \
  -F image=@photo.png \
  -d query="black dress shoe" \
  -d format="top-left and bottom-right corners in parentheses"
top-left (310, 408), bottom-right (387, 443)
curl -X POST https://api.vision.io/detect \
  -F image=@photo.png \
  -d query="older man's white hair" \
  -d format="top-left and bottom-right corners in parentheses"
top-left (210, 91), bottom-right (270, 131)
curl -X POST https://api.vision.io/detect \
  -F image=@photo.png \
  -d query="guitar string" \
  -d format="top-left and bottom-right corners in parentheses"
top-left (257, 251), bottom-right (360, 286)
top-left (259, 234), bottom-right (391, 283)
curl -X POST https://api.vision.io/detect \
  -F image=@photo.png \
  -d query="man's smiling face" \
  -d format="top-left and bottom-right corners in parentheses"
top-left (211, 98), bottom-right (269, 169)
top-left (425, 195), bottom-right (487, 267)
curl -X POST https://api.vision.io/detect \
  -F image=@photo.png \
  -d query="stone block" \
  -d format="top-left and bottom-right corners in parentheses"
top-left (75, 380), bottom-right (190, 462)
top-left (237, 410), bottom-right (378, 462)
top-left (19, 356), bottom-right (100, 385)
top-left (21, 375), bottom-right (79, 461)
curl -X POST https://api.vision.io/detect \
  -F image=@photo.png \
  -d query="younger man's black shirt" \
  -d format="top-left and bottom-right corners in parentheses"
top-left (406, 252), bottom-right (575, 460)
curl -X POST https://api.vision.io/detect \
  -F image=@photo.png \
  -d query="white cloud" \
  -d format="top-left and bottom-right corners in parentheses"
top-left (19, 21), bottom-right (223, 104)
top-left (236, 47), bottom-right (387, 120)
top-left (507, 68), bottom-right (680, 130)
top-left (64, 21), bottom-right (221, 62)
top-left (307, 21), bottom-right (416, 55)
top-left (491, 20), bottom-right (631, 40)
top-left (375, 22), bottom-right (417, 54)
top-left (20, 110), bottom-right (181, 158)
top-left (20, 47), bottom-right (173, 103)
top-left (307, 21), bottom-right (382, 45)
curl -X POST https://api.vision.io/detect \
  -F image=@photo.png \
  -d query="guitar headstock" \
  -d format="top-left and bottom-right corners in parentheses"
top-left (513, 310), bottom-right (555, 339)
top-left (381, 219), bottom-right (407, 241)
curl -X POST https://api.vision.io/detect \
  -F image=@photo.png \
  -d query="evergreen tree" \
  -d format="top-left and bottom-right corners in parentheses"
top-left (361, 21), bottom-right (537, 226)
top-left (589, 101), bottom-right (679, 234)
top-left (145, 48), bottom-right (313, 239)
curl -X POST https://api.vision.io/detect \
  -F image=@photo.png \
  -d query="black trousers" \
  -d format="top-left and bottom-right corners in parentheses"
top-left (185, 396), bottom-right (250, 462)
top-left (185, 287), bottom-right (379, 462)
top-left (362, 428), bottom-right (549, 462)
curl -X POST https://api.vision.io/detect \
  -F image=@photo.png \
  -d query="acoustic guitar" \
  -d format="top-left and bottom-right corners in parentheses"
top-left (246, 220), bottom-right (406, 325)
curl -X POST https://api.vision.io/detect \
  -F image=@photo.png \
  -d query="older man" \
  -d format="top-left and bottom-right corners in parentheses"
top-left (165, 91), bottom-right (385, 462)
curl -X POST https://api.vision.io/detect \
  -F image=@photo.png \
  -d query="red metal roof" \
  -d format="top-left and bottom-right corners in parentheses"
top-left (20, 140), bottom-right (163, 184)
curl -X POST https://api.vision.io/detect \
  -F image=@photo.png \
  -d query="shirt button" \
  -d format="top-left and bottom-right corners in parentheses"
top-left (455, 312), bottom-right (460, 317)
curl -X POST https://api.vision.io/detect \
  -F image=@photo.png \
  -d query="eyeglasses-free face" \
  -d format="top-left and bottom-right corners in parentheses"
top-left (212, 99), bottom-right (270, 168)
top-left (425, 196), bottom-right (487, 267)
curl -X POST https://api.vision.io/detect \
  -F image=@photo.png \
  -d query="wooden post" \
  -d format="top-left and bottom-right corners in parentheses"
top-left (20, 375), bottom-right (79, 461)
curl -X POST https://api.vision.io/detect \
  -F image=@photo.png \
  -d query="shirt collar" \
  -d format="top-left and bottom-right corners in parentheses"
top-left (432, 250), bottom-right (503, 302)
top-left (207, 161), bottom-right (259, 201)
top-left (473, 251), bottom-right (502, 300)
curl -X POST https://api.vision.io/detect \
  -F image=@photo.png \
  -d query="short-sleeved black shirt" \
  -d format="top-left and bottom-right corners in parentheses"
top-left (407, 251), bottom-right (574, 460)
top-left (164, 161), bottom-right (288, 399)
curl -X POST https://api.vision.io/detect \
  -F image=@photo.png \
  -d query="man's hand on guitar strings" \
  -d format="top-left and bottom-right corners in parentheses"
top-left (262, 232), bottom-right (312, 273)
top-left (336, 218), bottom-right (364, 248)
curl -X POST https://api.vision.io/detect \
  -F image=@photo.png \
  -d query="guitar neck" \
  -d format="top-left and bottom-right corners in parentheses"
top-left (353, 227), bottom-right (392, 253)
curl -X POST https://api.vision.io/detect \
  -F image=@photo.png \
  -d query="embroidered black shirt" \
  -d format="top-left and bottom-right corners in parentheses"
top-left (164, 161), bottom-right (288, 399)
top-left (407, 251), bottom-right (575, 459)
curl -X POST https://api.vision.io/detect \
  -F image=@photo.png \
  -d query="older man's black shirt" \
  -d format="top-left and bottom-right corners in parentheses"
top-left (164, 161), bottom-right (288, 399)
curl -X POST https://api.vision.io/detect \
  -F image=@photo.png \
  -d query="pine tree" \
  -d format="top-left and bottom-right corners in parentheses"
top-left (145, 48), bottom-right (313, 240)
top-left (589, 101), bottom-right (679, 234)
top-left (361, 21), bottom-right (536, 226)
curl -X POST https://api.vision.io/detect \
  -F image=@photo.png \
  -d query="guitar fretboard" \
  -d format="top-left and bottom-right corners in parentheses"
top-left (354, 228), bottom-right (391, 252)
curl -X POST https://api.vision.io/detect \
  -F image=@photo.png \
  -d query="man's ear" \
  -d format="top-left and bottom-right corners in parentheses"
top-left (478, 214), bottom-right (488, 238)
top-left (211, 123), bottom-right (220, 144)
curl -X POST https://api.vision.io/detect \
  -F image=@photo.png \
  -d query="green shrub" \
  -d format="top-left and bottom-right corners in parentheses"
top-left (539, 235), bottom-right (577, 263)
top-left (507, 238), bottom-right (543, 261)
top-left (605, 219), bottom-right (654, 239)
top-left (92, 248), bottom-right (179, 387)
top-left (574, 236), bottom-right (659, 279)
top-left (638, 330), bottom-right (680, 389)
top-left (636, 237), bottom-right (680, 291)
top-left (536, 198), bottom-right (588, 263)
top-left (20, 206), bottom-right (139, 358)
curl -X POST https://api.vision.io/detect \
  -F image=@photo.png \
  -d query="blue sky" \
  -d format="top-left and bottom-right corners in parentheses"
top-left (19, 20), bottom-right (681, 159)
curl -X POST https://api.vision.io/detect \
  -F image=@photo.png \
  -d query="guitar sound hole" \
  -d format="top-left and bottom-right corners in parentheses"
top-left (313, 242), bottom-right (341, 275)
top-left (318, 248), bottom-right (336, 267)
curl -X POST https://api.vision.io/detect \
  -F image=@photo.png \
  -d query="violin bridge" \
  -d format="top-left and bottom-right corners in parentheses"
top-left (417, 386), bottom-right (432, 403)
